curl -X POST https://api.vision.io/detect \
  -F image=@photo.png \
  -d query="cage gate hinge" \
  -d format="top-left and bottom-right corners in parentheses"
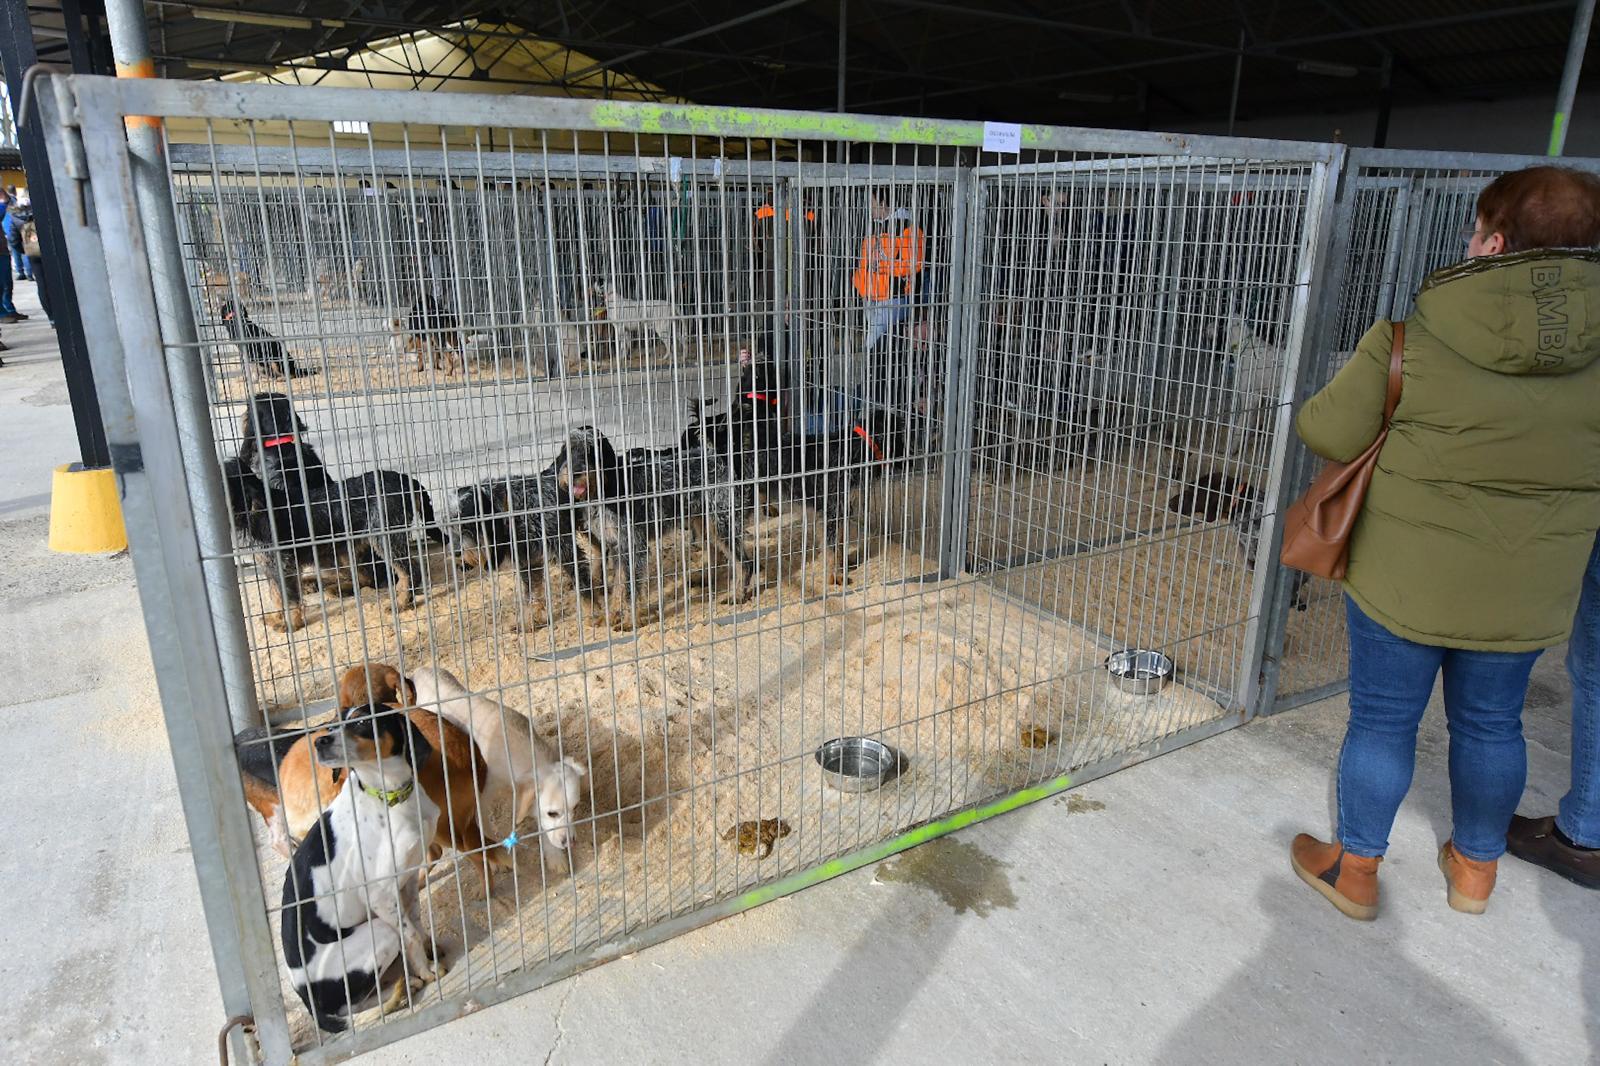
top-left (20, 66), bottom-right (93, 226)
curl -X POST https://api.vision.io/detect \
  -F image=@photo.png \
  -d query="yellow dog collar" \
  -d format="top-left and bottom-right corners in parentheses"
top-left (358, 777), bottom-right (415, 807)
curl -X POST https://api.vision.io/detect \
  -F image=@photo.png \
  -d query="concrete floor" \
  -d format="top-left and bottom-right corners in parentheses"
top-left (0, 280), bottom-right (1594, 1065)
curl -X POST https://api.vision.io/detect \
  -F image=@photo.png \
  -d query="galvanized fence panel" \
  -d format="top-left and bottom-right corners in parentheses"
top-left (964, 157), bottom-right (1334, 741)
top-left (1264, 148), bottom-right (1600, 714)
top-left (43, 73), bottom-right (1338, 1065)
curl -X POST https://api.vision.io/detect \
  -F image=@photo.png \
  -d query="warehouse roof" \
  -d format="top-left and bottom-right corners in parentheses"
top-left (22, 1), bottom-right (1597, 128)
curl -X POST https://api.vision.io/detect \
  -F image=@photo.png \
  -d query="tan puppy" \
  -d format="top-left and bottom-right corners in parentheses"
top-left (235, 721), bottom-right (337, 857)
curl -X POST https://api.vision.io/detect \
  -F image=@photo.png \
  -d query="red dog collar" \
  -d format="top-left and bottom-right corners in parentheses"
top-left (852, 424), bottom-right (885, 462)
top-left (744, 391), bottom-right (779, 407)
top-left (260, 434), bottom-right (296, 448)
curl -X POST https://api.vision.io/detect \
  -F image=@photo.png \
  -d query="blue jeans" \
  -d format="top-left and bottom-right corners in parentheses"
top-left (9, 238), bottom-right (27, 280)
top-left (0, 262), bottom-right (14, 316)
top-left (1561, 532), bottom-right (1600, 847)
top-left (863, 296), bottom-right (909, 351)
top-left (1339, 596), bottom-right (1542, 862)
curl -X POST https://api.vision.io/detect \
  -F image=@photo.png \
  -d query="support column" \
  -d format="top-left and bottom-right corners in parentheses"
top-left (0, 0), bottom-right (111, 471)
top-left (1549, 0), bottom-right (1595, 156)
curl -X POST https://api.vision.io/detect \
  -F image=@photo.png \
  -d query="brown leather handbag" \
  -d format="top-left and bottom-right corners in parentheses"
top-left (1279, 322), bottom-right (1405, 581)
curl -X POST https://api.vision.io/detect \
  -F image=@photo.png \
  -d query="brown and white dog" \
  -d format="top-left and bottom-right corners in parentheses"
top-left (233, 662), bottom-right (508, 879)
top-left (336, 662), bottom-right (509, 877)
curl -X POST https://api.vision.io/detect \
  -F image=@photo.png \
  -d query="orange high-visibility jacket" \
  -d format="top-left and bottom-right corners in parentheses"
top-left (853, 219), bottom-right (925, 302)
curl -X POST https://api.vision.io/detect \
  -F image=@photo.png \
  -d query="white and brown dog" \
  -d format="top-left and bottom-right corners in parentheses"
top-left (407, 665), bottom-right (587, 866)
top-left (234, 662), bottom-right (502, 878)
top-left (281, 703), bottom-right (439, 1033)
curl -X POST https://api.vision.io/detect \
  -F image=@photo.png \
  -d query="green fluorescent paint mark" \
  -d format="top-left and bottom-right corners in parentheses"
top-left (589, 101), bottom-right (1041, 149)
top-left (728, 774), bottom-right (1073, 912)
top-left (1549, 112), bottom-right (1568, 156)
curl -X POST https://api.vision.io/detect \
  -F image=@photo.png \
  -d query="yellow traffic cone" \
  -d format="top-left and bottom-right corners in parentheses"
top-left (48, 463), bottom-right (128, 554)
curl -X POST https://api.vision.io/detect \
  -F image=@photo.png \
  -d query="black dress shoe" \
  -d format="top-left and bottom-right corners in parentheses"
top-left (1506, 814), bottom-right (1600, 890)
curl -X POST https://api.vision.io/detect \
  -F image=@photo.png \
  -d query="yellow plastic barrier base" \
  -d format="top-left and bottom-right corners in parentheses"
top-left (48, 463), bottom-right (128, 554)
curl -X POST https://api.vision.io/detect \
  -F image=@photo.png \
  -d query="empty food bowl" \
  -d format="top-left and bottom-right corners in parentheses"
top-left (816, 736), bottom-right (904, 792)
top-left (1106, 649), bottom-right (1174, 696)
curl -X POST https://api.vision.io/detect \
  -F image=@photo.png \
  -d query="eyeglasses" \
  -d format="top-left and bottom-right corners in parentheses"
top-left (1459, 224), bottom-right (1480, 244)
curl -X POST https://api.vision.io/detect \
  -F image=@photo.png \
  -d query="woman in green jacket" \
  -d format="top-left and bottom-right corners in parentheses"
top-left (1290, 166), bottom-right (1600, 920)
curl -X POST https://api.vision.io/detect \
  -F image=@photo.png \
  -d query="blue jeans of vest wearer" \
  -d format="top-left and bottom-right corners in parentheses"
top-left (9, 236), bottom-right (28, 280)
top-left (1559, 532), bottom-right (1600, 847)
top-left (863, 295), bottom-right (909, 352)
top-left (1338, 595), bottom-right (1542, 862)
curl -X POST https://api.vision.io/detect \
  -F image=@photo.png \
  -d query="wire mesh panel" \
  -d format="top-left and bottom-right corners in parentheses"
top-left (168, 147), bottom-right (780, 399)
top-left (45, 74), bottom-right (1338, 1064)
top-left (964, 158), bottom-right (1322, 755)
top-left (1269, 149), bottom-right (1600, 712)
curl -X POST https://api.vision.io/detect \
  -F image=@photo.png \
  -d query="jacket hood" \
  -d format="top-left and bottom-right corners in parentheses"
top-left (1413, 249), bottom-right (1600, 375)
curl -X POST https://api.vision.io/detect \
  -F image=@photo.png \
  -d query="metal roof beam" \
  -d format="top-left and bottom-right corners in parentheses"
top-left (1268, 1), bottom-right (1581, 49)
top-left (558, 0), bottom-right (812, 86)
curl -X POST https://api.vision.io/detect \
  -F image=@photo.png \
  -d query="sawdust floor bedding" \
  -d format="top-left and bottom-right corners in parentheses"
top-left (262, 578), bottom-right (1224, 1047)
top-left (240, 518), bottom-right (1225, 1046)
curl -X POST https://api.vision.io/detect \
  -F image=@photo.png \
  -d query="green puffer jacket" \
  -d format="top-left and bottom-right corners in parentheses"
top-left (1296, 249), bottom-right (1600, 651)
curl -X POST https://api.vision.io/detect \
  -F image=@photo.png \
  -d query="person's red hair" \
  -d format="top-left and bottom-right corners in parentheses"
top-left (1476, 166), bottom-right (1600, 252)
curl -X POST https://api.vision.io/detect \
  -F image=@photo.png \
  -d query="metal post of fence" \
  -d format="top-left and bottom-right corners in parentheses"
top-left (1256, 151), bottom-right (1357, 717)
top-left (787, 175), bottom-right (806, 427)
top-left (1549, 0), bottom-right (1595, 156)
top-left (35, 73), bottom-right (291, 1066)
top-left (1374, 178), bottom-right (1413, 323)
top-left (772, 177), bottom-right (791, 432)
top-left (1242, 148), bottom-right (1344, 718)
top-left (936, 168), bottom-right (976, 579)
top-left (102, 0), bottom-right (260, 732)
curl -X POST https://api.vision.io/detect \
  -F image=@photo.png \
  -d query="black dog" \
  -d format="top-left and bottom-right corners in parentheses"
top-left (448, 468), bottom-right (604, 628)
top-left (402, 294), bottom-right (460, 374)
top-left (1167, 471), bottom-right (1309, 611)
top-left (553, 425), bottom-right (755, 626)
top-left (218, 300), bottom-right (317, 378)
top-left (226, 392), bottom-right (443, 631)
top-left (680, 356), bottom-right (906, 590)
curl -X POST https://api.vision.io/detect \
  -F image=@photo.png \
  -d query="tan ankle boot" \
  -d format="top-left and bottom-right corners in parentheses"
top-left (1439, 841), bottom-right (1497, 914)
top-left (1291, 834), bottom-right (1380, 920)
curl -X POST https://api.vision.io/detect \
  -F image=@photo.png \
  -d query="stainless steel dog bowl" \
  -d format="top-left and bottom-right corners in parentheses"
top-left (816, 736), bottom-right (904, 792)
top-left (1106, 649), bottom-right (1174, 696)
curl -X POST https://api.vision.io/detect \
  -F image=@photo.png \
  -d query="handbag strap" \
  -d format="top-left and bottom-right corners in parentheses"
top-left (1383, 321), bottom-right (1405, 423)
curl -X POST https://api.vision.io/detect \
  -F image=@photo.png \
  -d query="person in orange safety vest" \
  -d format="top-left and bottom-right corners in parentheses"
top-left (853, 190), bottom-right (925, 352)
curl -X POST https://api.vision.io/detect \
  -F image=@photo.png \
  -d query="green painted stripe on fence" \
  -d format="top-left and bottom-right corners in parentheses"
top-left (589, 101), bottom-right (1040, 148)
top-left (1549, 112), bottom-right (1568, 156)
top-left (728, 773), bottom-right (1074, 912)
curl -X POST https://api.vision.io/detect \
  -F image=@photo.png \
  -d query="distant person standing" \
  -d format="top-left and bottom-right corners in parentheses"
top-left (21, 217), bottom-right (49, 327)
top-left (3, 188), bottom-right (29, 282)
top-left (0, 189), bottom-right (27, 325)
top-left (853, 189), bottom-right (924, 354)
